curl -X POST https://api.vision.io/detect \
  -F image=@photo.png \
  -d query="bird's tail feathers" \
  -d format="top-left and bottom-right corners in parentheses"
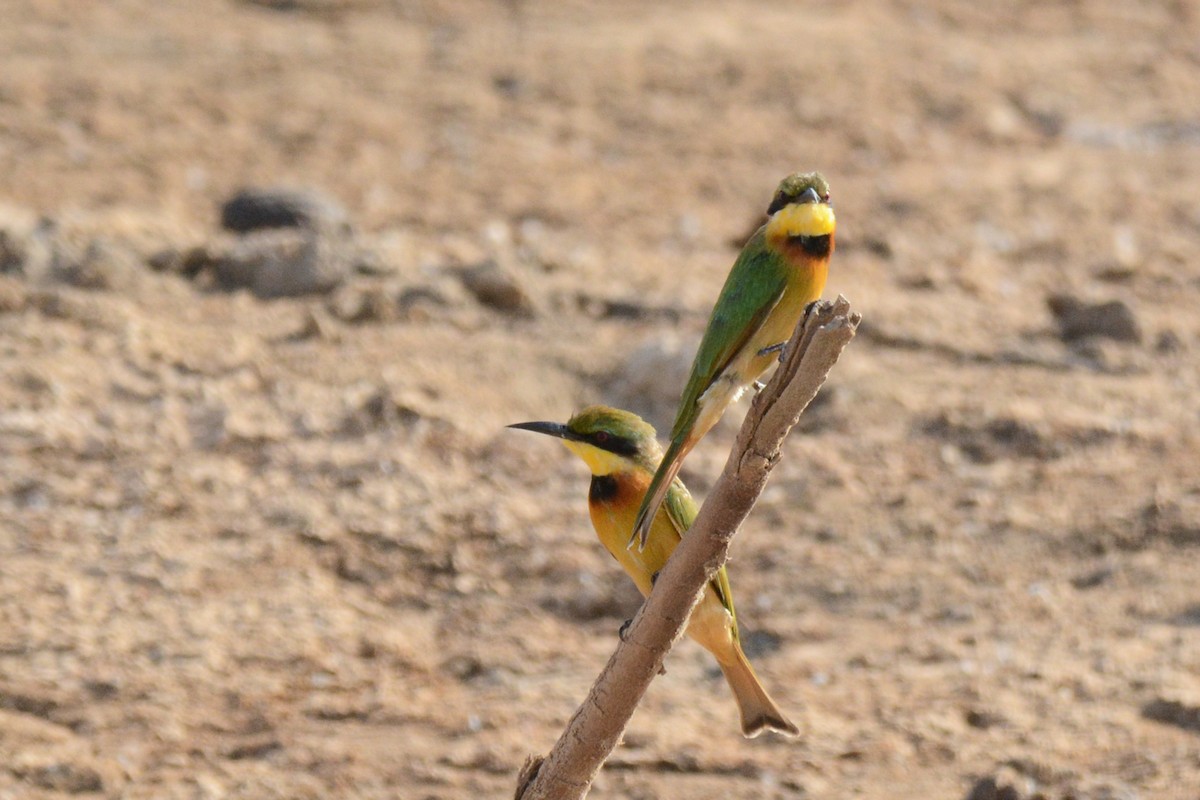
top-left (718, 645), bottom-right (800, 739)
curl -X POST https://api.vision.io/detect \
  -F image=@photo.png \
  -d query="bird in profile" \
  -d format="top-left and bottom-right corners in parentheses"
top-left (630, 172), bottom-right (836, 550)
top-left (509, 405), bottom-right (799, 738)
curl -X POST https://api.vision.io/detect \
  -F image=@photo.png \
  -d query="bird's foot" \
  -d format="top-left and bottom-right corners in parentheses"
top-left (752, 380), bottom-right (767, 394)
top-left (757, 341), bottom-right (787, 359)
top-left (618, 619), bottom-right (632, 642)
top-left (650, 570), bottom-right (660, 587)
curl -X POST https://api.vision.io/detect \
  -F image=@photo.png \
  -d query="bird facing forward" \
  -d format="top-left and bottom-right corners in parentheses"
top-left (630, 172), bottom-right (836, 550)
top-left (509, 405), bottom-right (798, 738)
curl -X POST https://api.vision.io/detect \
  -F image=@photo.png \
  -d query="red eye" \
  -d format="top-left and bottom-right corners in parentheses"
top-left (593, 431), bottom-right (610, 444)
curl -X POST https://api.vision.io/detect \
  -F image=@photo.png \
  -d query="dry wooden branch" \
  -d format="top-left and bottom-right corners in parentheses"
top-left (514, 296), bottom-right (861, 800)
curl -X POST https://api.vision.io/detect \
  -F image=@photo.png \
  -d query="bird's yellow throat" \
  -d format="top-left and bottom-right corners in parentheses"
top-left (766, 202), bottom-right (836, 241)
top-left (562, 440), bottom-right (628, 476)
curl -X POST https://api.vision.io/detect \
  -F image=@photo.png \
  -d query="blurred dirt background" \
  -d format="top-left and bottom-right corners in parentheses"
top-left (1, 1), bottom-right (1199, 798)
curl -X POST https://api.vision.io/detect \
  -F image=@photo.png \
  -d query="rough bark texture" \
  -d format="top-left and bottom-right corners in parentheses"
top-left (515, 297), bottom-right (861, 800)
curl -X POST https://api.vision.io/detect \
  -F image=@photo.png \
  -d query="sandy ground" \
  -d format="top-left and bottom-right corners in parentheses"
top-left (1, 1), bottom-right (1199, 798)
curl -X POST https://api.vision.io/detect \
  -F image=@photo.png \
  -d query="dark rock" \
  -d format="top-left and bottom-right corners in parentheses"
top-left (964, 707), bottom-right (1005, 729)
top-left (921, 413), bottom-right (1062, 464)
top-left (340, 384), bottom-right (421, 435)
top-left (237, 0), bottom-right (352, 14)
top-left (83, 679), bottom-right (119, 700)
top-left (862, 235), bottom-right (895, 259)
top-left (575, 292), bottom-right (682, 322)
top-left (983, 417), bottom-right (1056, 458)
top-left (213, 228), bottom-right (349, 298)
top-left (1047, 294), bottom-right (1142, 344)
top-left (220, 187), bottom-right (348, 234)
top-left (1170, 604), bottom-right (1200, 626)
top-left (740, 629), bottom-right (783, 658)
top-left (1070, 566), bottom-right (1114, 589)
top-left (147, 247), bottom-right (181, 272)
top-left (147, 245), bottom-right (218, 278)
top-left (964, 776), bottom-right (1021, 800)
top-left (328, 284), bottom-right (397, 323)
top-left (304, 696), bottom-right (373, 721)
top-left (222, 735), bottom-right (283, 760)
top-left (0, 686), bottom-right (58, 718)
top-left (18, 762), bottom-right (103, 794)
top-left (396, 285), bottom-right (453, 319)
top-left (1138, 498), bottom-right (1200, 547)
top-left (491, 72), bottom-right (526, 99)
top-left (1094, 263), bottom-right (1136, 283)
top-left (279, 307), bottom-right (335, 342)
top-left (1072, 495), bottom-right (1200, 554)
top-left (1141, 698), bottom-right (1200, 733)
top-left (1154, 329), bottom-right (1183, 353)
top-left (897, 272), bottom-right (937, 290)
top-left (457, 260), bottom-right (535, 316)
top-left (444, 654), bottom-right (486, 681)
top-left (0, 205), bottom-right (35, 274)
top-left (0, 227), bottom-right (26, 272)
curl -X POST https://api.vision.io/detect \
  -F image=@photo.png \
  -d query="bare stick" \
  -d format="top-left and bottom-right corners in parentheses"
top-left (514, 297), bottom-right (861, 800)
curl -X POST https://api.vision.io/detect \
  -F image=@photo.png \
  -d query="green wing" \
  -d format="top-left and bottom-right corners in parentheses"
top-left (662, 478), bottom-right (739, 634)
top-left (670, 228), bottom-right (791, 441)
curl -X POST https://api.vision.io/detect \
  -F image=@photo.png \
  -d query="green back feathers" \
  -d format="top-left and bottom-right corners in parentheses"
top-left (669, 230), bottom-right (791, 441)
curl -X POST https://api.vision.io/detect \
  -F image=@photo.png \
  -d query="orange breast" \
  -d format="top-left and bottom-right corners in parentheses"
top-left (586, 471), bottom-right (739, 661)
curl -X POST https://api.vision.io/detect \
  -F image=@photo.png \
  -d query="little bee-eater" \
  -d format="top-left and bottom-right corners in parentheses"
top-left (509, 405), bottom-right (799, 738)
top-left (630, 172), bottom-right (836, 550)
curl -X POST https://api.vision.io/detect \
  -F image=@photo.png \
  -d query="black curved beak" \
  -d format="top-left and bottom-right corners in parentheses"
top-left (796, 187), bottom-right (822, 205)
top-left (507, 421), bottom-right (579, 441)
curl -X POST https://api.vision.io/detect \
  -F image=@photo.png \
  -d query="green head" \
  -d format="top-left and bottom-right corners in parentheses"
top-left (508, 405), bottom-right (662, 476)
top-left (766, 172), bottom-right (832, 216)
